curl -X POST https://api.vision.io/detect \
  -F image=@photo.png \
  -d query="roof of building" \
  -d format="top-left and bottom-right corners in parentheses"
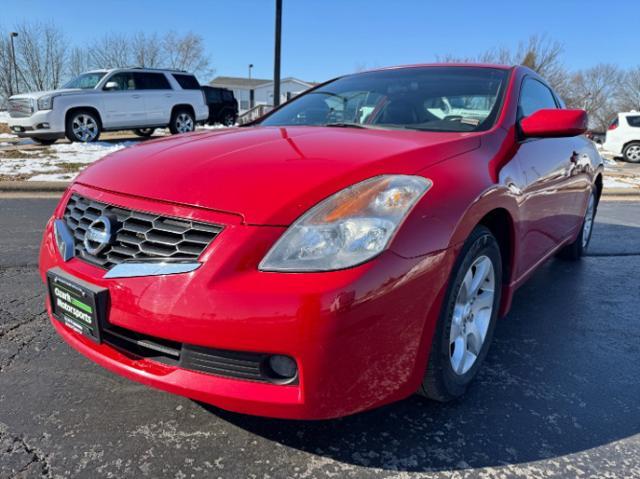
top-left (209, 76), bottom-right (272, 88)
top-left (209, 76), bottom-right (316, 89)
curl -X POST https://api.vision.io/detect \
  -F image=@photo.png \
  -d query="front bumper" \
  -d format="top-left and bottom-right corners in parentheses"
top-left (40, 184), bottom-right (454, 419)
top-left (8, 110), bottom-right (65, 139)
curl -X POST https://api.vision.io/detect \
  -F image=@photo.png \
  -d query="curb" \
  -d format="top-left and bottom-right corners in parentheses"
top-left (0, 181), bottom-right (639, 198)
top-left (0, 181), bottom-right (69, 192)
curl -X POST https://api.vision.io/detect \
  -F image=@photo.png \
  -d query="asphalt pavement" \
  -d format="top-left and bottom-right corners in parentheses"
top-left (0, 198), bottom-right (639, 478)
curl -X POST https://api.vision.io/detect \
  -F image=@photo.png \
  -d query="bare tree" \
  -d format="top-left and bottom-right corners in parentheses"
top-left (13, 21), bottom-right (67, 92)
top-left (131, 32), bottom-right (163, 68)
top-left (0, 32), bottom-right (15, 104)
top-left (89, 33), bottom-right (131, 69)
top-left (618, 67), bottom-right (640, 112)
top-left (438, 35), bottom-right (568, 95)
top-left (67, 46), bottom-right (91, 78)
top-left (565, 64), bottom-right (623, 130)
top-left (162, 31), bottom-right (212, 77)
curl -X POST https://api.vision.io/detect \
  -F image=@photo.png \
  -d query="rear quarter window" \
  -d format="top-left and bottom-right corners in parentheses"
top-left (627, 116), bottom-right (640, 128)
top-left (173, 74), bottom-right (201, 90)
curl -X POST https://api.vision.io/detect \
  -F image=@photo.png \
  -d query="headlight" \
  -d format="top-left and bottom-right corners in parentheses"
top-left (259, 175), bottom-right (432, 272)
top-left (37, 95), bottom-right (55, 111)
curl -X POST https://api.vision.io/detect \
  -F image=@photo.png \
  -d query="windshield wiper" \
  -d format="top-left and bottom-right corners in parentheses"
top-left (325, 122), bottom-right (371, 129)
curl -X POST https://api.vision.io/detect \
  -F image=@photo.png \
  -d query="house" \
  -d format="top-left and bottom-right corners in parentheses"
top-left (209, 76), bottom-right (317, 113)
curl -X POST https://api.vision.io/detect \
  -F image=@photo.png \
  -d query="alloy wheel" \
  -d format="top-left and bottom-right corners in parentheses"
top-left (626, 145), bottom-right (640, 162)
top-left (71, 114), bottom-right (99, 142)
top-left (176, 113), bottom-right (194, 133)
top-left (449, 255), bottom-right (495, 375)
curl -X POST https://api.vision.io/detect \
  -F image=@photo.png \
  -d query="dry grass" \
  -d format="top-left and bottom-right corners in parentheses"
top-left (0, 123), bottom-right (10, 134)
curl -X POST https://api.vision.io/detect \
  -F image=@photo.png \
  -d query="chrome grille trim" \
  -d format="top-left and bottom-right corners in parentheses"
top-left (8, 98), bottom-right (34, 118)
top-left (63, 193), bottom-right (222, 269)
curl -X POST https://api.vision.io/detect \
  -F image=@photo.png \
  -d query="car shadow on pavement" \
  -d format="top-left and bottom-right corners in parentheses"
top-left (199, 226), bottom-right (640, 473)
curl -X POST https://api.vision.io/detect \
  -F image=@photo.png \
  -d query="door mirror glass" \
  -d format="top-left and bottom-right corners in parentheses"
top-left (520, 109), bottom-right (588, 138)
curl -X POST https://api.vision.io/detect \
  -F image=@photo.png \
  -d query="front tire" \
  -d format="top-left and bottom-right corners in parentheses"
top-left (65, 110), bottom-right (101, 143)
top-left (169, 109), bottom-right (195, 135)
top-left (622, 142), bottom-right (640, 163)
top-left (420, 225), bottom-right (502, 402)
top-left (557, 189), bottom-right (597, 260)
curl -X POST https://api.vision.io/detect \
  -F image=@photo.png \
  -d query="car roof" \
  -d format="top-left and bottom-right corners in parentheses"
top-left (361, 63), bottom-right (514, 73)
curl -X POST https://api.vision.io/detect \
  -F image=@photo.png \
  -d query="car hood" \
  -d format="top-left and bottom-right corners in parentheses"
top-left (76, 126), bottom-right (481, 226)
top-left (10, 88), bottom-right (84, 100)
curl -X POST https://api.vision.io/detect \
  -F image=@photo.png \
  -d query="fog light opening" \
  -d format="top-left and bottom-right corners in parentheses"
top-left (264, 355), bottom-right (298, 383)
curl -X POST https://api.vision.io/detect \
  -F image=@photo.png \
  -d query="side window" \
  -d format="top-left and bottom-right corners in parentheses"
top-left (135, 72), bottom-right (171, 90)
top-left (222, 90), bottom-right (234, 102)
top-left (172, 74), bottom-right (201, 90)
top-left (104, 72), bottom-right (137, 91)
top-left (627, 116), bottom-right (640, 128)
top-left (206, 88), bottom-right (222, 102)
top-left (518, 78), bottom-right (557, 119)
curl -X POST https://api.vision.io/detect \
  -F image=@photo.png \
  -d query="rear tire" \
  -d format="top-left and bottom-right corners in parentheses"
top-left (557, 189), bottom-right (597, 260)
top-left (133, 128), bottom-right (155, 137)
top-left (31, 137), bottom-right (57, 146)
top-left (65, 110), bottom-right (101, 143)
top-left (169, 109), bottom-right (195, 135)
top-left (419, 225), bottom-right (502, 402)
top-left (622, 142), bottom-right (640, 163)
top-left (222, 113), bottom-right (236, 126)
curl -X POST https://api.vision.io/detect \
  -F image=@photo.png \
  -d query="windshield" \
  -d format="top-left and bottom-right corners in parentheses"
top-left (260, 67), bottom-right (509, 132)
top-left (63, 72), bottom-right (106, 90)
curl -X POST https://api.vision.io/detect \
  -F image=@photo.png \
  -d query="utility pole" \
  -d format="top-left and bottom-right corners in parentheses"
top-left (273, 0), bottom-right (282, 107)
top-left (248, 63), bottom-right (254, 109)
top-left (9, 32), bottom-right (18, 96)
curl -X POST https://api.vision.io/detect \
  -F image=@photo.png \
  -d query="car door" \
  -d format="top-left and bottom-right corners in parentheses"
top-left (101, 72), bottom-right (147, 128)
top-left (203, 87), bottom-right (222, 122)
top-left (511, 77), bottom-right (582, 277)
top-left (134, 72), bottom-right (173, 125)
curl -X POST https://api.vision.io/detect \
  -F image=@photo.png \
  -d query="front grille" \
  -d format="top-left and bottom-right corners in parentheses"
top-left (63, 193), bottom-right (222, 269)
top-left (101, 325), bottom-right (290, 384)
top-left (8, 98), bottom-right (33, 118)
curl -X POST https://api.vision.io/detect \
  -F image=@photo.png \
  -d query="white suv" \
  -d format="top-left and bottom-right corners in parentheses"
top-left (6, 68), bottom-right (209, 144)
top-left (603, 111), bottom-right (640, 163)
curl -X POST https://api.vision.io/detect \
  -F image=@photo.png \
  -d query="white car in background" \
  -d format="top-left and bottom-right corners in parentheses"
top-left (6, 68), bottom-right (209, 144)
top-left (603, 111), bottom-right (640, 163)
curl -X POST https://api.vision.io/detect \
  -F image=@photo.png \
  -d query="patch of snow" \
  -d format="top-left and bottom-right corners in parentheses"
top-left (0, 110), bottom-right (9, 123)
top-left (0, 133), bottom-right (16, 139)
top-left (603, 178), bottom-right (635, 189)
top-left (0, 140), bottom-right (134, 180)
top-left (28, 172), bottom-right (76, 182)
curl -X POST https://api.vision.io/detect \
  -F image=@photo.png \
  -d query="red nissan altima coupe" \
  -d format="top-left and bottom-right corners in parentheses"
top-left (40, 64), bottom-right (603, 419)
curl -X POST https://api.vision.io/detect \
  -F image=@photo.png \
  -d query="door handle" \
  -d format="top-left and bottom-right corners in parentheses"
top-left (132, 94), bottom-right (141, 99)
top-left (164, 94), bottom-right (172, 98)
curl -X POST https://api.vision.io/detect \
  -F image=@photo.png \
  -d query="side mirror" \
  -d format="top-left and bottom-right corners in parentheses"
top-left (104, 81), bottom-right (119, 91)
top-left (520, 109), bottom-right (588, 138)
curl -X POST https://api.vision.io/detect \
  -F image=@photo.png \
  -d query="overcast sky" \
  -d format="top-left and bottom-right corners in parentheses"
top-left (3, 0), bottom-right (637, 83)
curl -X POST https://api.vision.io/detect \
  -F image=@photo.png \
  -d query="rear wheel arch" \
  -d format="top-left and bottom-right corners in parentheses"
top-left (171, 104), bottom-right (195, 120)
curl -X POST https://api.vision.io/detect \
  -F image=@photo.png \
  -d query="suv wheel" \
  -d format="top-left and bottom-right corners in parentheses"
top-left (622, 142), bottom-right (640, 163)
top-left (170, 109), bottom-right (195, 134)
top-left (222, 113), bottom-right (236, 126)
top-left (66, 110), bottom-right (100, 143)
top-left (133, 128), bottom-right (155, 137)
